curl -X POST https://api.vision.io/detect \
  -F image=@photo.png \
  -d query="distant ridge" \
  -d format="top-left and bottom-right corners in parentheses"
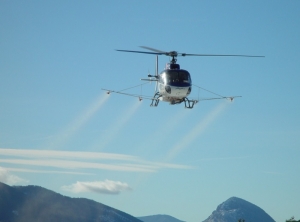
top-left (0, 182), bottom-right (276, 222)
top-left (0, 182), bottom-right (141, 222)
top-left (203, 197), bottom-right (275, 222)
top-left (138, 214), bottom-right (185, 222)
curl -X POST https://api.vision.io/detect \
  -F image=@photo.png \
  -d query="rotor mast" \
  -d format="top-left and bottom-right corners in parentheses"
top-left (168, 51), bottom-right (178, 64)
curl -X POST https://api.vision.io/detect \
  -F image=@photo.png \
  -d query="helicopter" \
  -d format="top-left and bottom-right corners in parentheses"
top-left (102, 46), bottom-right (264, 109)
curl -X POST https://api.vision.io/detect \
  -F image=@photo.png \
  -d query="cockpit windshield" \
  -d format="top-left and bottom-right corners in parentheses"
top-left (159, 70), bottom-right (191, 87)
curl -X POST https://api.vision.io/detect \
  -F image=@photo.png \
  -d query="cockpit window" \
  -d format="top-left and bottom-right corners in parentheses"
top-left (159, 70), bottom-right (191, 86)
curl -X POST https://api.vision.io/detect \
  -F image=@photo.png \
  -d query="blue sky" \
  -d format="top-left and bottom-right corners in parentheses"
top-left (1, 1), bottom-right (299, 222)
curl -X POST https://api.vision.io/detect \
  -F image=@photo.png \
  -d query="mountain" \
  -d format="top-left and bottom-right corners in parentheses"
top-left (203, 197), bottom-right (275, 222)
top-left (0, 182), bottom-right (276, 222)
top-left (138, 214), bottom-right (185, 222)
top-left (0, 182), bottom-right (141, 222)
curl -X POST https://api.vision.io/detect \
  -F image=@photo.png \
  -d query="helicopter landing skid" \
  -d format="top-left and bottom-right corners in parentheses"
top-left (150, 92), bottom-right (161, 107)
top-left (183, 98), bottom-right (198, 109)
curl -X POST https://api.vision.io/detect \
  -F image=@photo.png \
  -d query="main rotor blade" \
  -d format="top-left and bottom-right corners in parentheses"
top-left (116, 49), bottom-right (163, 55)
top-left (139, 46), bottom-right (265, 57)
top-left (116, 49), bottom-right (265, 58)
top-left (181, 53), bottom-right (265, 58)
top-left (139, 46), bottom-right (167, 54)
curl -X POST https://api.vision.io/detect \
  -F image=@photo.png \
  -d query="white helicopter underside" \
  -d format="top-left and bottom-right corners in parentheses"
top-left (160, 96), bottom-right (184, 103)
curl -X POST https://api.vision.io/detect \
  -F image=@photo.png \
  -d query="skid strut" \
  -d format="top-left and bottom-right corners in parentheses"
top-left (183, 98), bottom-right (198, 109)
top-left (150, 92), bottom-right (161, 107)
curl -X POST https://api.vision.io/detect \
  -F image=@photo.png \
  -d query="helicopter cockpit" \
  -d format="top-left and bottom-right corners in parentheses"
top-left (159, 69), bottom-right (192, 87)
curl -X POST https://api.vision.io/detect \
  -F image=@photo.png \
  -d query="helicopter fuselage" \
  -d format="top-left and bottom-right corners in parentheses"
top-left (156, 65), bottom-right (192, 104)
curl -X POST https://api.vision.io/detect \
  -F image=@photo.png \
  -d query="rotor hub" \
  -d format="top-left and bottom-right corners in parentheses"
top-left (170, 55), bottom-right (177, 64)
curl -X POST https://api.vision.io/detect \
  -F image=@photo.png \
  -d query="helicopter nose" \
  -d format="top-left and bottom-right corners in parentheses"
top-left (173, 87), bottom-right (188, 96)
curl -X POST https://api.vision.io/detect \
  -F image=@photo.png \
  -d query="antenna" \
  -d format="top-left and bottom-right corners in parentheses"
top-left (155, 55), bottom-right (158, 93)
top-left (155, 55), bottom-right (158, 76)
